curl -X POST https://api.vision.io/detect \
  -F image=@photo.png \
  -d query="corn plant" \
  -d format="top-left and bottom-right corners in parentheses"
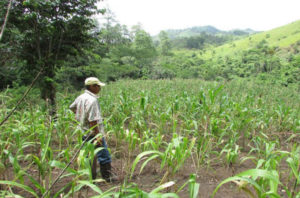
top-left (285, 144), bottom-right (300, 198)
top-left (0, 180), bottom-right (39, 198)
top-left (220, 144), bottom-right (240, 167)
top-left (193, 133), bottom-right (213, 167)
top-left (130, 134), bottom-right (196, 183)
top-left (0, 138), bottom-right (10, 185)
top-left (212, 169), bottom-right (281, 198)
top-left (161, 135), bottom-right (196, 178)
top-left (1, 79), bottom-right (300, 197)
top-left (89, 181), bottom-right (178, 198)
top-left (176, 174), bottom-right (200, 198)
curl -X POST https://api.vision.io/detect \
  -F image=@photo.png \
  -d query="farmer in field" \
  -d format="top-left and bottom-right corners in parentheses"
top-left (69, 77), bottom-right (115, 182)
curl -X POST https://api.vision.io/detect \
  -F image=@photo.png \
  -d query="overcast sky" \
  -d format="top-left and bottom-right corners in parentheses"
top-left (98, 0), bottom-right (300, 35)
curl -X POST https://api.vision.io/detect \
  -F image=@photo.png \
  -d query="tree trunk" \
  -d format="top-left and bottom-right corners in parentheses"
top-left (41, 66), bottom-right (56, 117)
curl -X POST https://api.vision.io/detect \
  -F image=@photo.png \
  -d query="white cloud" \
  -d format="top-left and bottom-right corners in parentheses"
top-left (98, 0), bottom-right (300, 35)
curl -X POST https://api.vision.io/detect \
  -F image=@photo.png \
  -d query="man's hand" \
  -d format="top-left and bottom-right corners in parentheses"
top-left (89, 120), bottom-right (103, 147)
top-left (89, 120), bottom-right (100, 136)
top-left (94, 137), bottom-right (103, 147)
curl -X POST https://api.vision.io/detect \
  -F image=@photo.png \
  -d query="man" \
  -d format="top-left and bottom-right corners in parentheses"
top-left (69, 77), bottom-right (114, 182)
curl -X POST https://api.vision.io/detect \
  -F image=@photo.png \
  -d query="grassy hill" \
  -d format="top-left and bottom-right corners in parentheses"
top-left (152, 26), bottom-right (257, 43)
top-left (161, 20), bottom-right (300, 86)
top-left (205, 20), bottom-right (300, 59)
top-left (165, 26), bottom-right (222, 38)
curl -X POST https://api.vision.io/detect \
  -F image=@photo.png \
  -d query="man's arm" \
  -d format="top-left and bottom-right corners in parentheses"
top-left (71, 108), bottom-right (76, 114)
top-left (88, 100), bottom-right (104, 145)
top-left (69, 101), bottom-right (77, 113)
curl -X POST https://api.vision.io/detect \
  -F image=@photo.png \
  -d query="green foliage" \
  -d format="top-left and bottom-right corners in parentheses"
top-left (2, 5), bottom-right (300, 90)
top-left (0, 0), bottom-right (102, 112)
top-left (158, 31), bottom-right (172, 56)
top-left (131, 26), bottom-right (157, 74)
top-left (212, 169), bottom-right (281, 198)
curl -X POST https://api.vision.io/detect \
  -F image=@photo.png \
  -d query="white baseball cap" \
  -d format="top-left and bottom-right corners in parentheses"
top-left (84, 77), bottom-right (106, 87)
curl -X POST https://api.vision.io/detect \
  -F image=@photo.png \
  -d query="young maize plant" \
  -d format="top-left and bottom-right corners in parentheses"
top-left (212, 169), bottom-right (281, 198)
top-left (0, 79), bottom-right (299, 197)
top-left (130, 133), bottom-right (196, 184)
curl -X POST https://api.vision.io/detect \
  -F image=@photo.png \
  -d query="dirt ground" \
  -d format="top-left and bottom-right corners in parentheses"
top-left (69, 158), bottom-right (253, 198)
top-left (4, 138), bottom-right (296, 198)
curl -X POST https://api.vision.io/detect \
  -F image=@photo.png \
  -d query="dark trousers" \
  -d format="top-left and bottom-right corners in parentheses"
top-left (83, 135), bottom-right (112, 165)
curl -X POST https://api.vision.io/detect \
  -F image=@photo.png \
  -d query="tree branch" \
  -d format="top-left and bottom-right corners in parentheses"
top-left (0, 0), bottom-right (13, 41)
top-left (0, 68), bottom-right (44, 127)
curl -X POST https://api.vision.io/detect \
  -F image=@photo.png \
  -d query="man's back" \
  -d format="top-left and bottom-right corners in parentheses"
top-left (70, 90), bottom-right (102, 132)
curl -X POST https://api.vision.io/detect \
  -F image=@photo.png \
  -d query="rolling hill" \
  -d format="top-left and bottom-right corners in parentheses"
top-left (153, 25), bottom-right (258, 40)
top-left (205, 20), bottom-right (300, 59)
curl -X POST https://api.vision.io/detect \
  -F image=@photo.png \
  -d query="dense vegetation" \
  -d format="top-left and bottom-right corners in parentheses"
top-left (156, 26), bottom-right (257, 49)
top-left (1, 2), bottom-right (300, 94)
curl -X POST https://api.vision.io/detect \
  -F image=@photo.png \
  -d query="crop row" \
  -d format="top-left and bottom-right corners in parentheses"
top-left (0, 79), bottom-right (299, 197)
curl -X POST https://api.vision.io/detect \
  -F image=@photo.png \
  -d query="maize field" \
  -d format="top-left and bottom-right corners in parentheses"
top-left (0, 79), bottom-right (299, 198)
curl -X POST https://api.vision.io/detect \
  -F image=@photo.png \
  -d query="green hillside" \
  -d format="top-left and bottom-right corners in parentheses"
top-left (205, 20), bottom-right (300, 59)
top-left (165, 26), bottom-right (222, 38)
top-left (161, 20), bottom-right (300, 86)
top-left (163, 26), bottom-right (257, 39)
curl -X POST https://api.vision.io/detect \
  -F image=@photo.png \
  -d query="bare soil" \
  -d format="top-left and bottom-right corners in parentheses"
top-left (4, 136), bottom-right (297, 198)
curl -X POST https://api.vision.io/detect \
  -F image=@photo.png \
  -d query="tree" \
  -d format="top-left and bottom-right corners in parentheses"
top-left (2, 0), bottom-right (102, 115)
top-left (98, 8), bottom-right (119, 54)
top-left (96, 10), bottom-right (137, 80)
top-left (131, 25), bottom-right (157, 76)
top-left (158, 31), bottom-right (172, 56)
top-left (99, 9), bottom-right (133, 58)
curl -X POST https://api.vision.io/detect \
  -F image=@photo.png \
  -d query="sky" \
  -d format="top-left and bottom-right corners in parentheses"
top-left (97, 0), bottom-right (300, 35)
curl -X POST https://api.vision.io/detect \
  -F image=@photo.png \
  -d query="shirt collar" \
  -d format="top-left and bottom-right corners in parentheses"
top-left (85, 89), bottom-right (99, 98)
